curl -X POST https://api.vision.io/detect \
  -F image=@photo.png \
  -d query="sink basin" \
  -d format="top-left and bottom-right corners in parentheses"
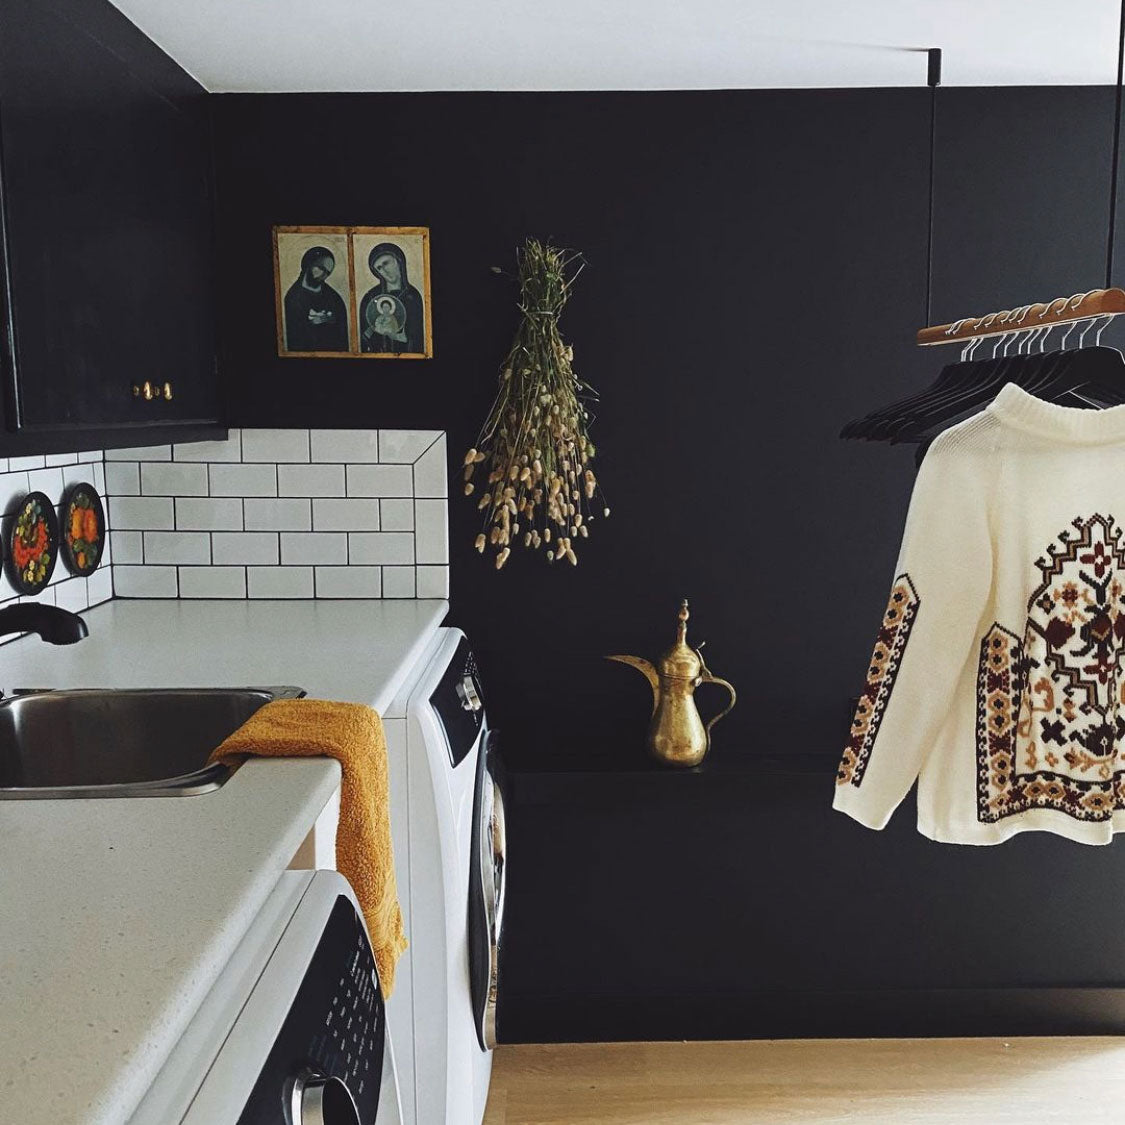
top-left (0, 686), bottom-right (304, 799)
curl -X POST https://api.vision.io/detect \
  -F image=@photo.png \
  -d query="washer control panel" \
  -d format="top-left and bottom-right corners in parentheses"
top-left (236, 896), bottom-right (385, 1124)
top-left (431, 636), bottom-right (485, 768)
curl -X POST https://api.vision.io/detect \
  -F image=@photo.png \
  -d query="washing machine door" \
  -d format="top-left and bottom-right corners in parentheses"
top-left (468, 732), bottom-right (506, 1051)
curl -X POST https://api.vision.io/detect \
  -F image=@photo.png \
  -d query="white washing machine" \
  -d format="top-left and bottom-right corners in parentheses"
top-left (131, 868), bottom-right (402, 1124)
top-left (383, 628), bottom-right (506, 1125)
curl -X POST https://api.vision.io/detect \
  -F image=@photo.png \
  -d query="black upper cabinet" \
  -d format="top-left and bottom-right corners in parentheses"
top-left (0, 0), bottom-right (221, 444)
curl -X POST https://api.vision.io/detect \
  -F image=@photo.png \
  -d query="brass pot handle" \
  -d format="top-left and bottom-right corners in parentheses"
top-left (696, 650), bottom-right (736, 738)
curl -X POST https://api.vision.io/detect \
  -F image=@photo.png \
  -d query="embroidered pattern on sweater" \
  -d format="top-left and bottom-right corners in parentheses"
top-left (977, 514), bottom-right (1125, 823)
top-left (838, 574), bottom-right (919, 788)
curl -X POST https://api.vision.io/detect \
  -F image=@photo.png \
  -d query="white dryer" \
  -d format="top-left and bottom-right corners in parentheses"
top-left (384, 628), bottom-right (506, 1125)
top-left (130, 868), bottom-right (402, 1124)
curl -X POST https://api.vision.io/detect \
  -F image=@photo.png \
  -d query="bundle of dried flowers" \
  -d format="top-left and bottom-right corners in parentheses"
top-left (463, 239), bottom-right (607, 569)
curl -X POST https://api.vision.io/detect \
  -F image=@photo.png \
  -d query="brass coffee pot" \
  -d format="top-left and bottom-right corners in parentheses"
top-left (607, 599), bottom-right (737, 767)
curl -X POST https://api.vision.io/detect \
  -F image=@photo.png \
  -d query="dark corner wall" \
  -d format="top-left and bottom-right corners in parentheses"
top-left (212, 87), bottom-right (1125, 1041)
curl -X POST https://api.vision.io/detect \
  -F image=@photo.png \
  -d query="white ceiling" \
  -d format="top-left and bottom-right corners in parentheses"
top-left (108, 0), bottom-right (1120, 93)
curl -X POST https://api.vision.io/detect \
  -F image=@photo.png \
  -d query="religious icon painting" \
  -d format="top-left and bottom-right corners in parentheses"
top-left (272, 226), bottom-right (432, 359)
top-left (273, 227), bottom-right (355, 356)
top-left (351, 228), bottom-right (432, 358)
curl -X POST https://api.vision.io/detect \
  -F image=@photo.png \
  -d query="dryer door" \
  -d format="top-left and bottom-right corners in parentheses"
top-left (468, 732), bottom-right (506, 1051)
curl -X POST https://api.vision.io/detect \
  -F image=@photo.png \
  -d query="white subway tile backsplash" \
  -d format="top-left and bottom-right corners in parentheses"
top-left (53, 577), bottom-right (88, 613)
top-left (97, 428), bottom-right (447, 606)
top-left (413, 435), bottom-right (448, 498)
top-left (210, 463), bottom-right (277, 497)
top-left (278, 464), bottom-right (345, 497)
top-left (179, 566), bottom-right (247, 599)
top-left (176, 497), bottom-right (243, 531)
top-left (104, 462), bottom-right (140, 495)
top-left (241, 429), bottom-right (310, 463)
top-left (212, 532), bottom-right (279, 566)
top-left (44, 452), bottom-right (78, 467)
top-left (8, 455), bottom-right (45, 471)
top-left (378, 430), bottom-right (442, 463)
top-left (382, 567), bottom-right (416, 598)
top-left (143, 531), bottom-right (211, 566)
top-left (0, 472), bottom-right (29, 516)
top-left (245, 497), bottom-right (311, 531)
top-left (346, 465), bottom-right (413, 498)
top-left (141, 462), bottom-right (208, 497)
top-left (315, 566), bottom-right (382, 598)
top-left (349, 532), bottom-right (414, 566)
top-left (280, 532), bottom-right (348, 566)
top-left (106, 444), bottom-right (171, 462)
top-left (312, 498), bottom-right (380, 532)
top-left (310, 429), bottom-right (379, 463)
top-left (173, 431), bottom-right (242, 462)
top-left (248, 566), bottom-right (313, 599)
top-left (27, 467), bottom-right (64, 499)
top-left (114, 565), bottom-right (178, 598)
top-left (78, 449), bottom-right (102, 464)
top-left (416, 566), bottom-right (450, 599)
top-left (380, 498), bottom-right (414, 531)
top-left (414, 499), bottom-right (449, 564)
top-left (110, 496), bottom-right (175, 531)
top-left (87, 565), bottom-right (114, 606)
top-left (112, 531), bottom-right (143, 564)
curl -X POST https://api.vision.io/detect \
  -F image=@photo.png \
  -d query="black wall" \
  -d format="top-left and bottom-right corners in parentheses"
top-left (213, 87), bottom-right (1125, 1039)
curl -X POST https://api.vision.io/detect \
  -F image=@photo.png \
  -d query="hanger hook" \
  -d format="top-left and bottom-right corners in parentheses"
top-left (1038, 324), bottom-right (1053, 353)
top-left (1094, 312), bottom-right (1115, 346)
top-left (1077, 316), bottom-right (1100, 347)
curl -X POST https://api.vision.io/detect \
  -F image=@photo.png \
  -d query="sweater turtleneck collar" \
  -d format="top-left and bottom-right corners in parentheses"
top-left (988, 382), bottom-right (1125, 444)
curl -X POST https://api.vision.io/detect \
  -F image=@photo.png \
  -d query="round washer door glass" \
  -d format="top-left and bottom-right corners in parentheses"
top-left (468, 735), bottom-right (506, 1050)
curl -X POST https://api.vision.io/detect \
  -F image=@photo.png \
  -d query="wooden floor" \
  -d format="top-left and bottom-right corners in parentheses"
top-left (482, 1039), bottom-right (1125, 1124)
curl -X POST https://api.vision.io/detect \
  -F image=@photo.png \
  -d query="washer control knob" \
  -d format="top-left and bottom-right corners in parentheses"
top-left (456, 674), bottom-right (482, 712)
top-left (291, 1071), bottom-right (360, 1125)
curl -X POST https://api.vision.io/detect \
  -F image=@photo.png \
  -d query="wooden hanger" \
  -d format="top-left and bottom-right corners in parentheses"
top-left (917, 288), bottom-right (1125, 349)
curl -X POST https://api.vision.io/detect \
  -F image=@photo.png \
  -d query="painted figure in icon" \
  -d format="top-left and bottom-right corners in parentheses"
top-left (359, 243), bottom-right (425, 354)
top-left (284, 245), bottom-right (350, 352)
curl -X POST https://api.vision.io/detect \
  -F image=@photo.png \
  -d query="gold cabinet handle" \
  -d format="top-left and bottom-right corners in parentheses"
top-left (130, 381), bottom-right (170, 402)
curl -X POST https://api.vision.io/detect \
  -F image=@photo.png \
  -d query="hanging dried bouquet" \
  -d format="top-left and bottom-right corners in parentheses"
top-left (464, 239), bottom-right (607, 569)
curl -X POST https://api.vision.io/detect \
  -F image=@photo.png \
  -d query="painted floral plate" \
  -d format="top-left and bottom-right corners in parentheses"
top-left (5, 491), bottom-right (59, 594)
top-left (61, 482), bottom-right (106, 576)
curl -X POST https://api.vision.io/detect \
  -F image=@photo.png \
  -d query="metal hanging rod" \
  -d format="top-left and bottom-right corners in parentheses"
top-left (916, 287), bottom-right (1125, 347)
top-left (919, 0), bottom-right (1125, 352)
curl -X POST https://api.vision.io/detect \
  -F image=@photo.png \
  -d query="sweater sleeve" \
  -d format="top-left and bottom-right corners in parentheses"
top-left (833, 435), bottom-right (994, 830)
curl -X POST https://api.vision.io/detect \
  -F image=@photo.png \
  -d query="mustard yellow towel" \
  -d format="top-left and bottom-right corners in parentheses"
top-left (210, 698), bottom-right (407, 996)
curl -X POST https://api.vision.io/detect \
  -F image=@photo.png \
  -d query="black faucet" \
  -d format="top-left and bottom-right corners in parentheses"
top-left (0, 603), bottom-right (88, 645)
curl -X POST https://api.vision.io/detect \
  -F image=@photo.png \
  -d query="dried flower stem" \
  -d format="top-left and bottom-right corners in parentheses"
top-left (465, 239), bottom-right (607, 569)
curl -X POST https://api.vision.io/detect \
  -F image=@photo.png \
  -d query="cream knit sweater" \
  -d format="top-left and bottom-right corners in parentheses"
top-left (834, 382), bottom-right (1125, 844)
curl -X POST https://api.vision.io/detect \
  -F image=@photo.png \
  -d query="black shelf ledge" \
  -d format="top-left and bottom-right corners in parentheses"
top-left (506, 750), bottom-right (838, 805)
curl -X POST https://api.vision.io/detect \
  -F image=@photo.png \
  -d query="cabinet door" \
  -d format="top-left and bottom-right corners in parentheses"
top-left (0, 0), bottom-right (219, 431)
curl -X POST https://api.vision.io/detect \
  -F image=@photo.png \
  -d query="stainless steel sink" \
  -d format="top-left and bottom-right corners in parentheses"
top-left (0, 686), bottom-right (304, 799)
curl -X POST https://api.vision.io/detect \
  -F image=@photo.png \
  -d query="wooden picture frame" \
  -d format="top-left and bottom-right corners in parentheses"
top-left (273, 225), bottom-right (432, 359)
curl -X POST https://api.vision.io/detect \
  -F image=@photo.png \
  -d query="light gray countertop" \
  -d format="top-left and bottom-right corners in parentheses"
top-left (0, 597), bottom-right (448, 1124)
